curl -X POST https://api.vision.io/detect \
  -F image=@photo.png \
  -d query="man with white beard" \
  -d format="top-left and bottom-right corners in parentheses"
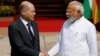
top-left (47, 1), bottom-right (97, 56)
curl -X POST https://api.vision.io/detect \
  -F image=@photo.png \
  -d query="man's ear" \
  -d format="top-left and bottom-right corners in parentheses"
top-left (77, 10), bottom-right (82, 16)
top-left (77, 10), bottom-right (82, 15)
top-left (21, 10), bottom-right (26, 15)
top-left (78, 10), bottom-right (81, 13)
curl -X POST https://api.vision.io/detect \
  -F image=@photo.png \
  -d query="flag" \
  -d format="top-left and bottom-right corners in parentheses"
top-left (92, 0), bottom-right (100, 24)
top-left (83, 0), bottom-right (92, 19)
top-left (98, 0), bottom-right (100, 20)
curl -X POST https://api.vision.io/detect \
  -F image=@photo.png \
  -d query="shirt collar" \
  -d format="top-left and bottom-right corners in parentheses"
top-left (74, 16), bottom-right (84, 23)
top-left (20, 17), bottom-right (28, 26)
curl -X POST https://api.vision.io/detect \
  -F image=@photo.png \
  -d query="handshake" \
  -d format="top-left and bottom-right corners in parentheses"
top-left (39, 52), bottom-right (49, 56)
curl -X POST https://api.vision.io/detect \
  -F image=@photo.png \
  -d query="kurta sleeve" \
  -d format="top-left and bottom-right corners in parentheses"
top-left (48, 22), bottom-right (65, 56)
top-left (86, 25), bottom-right (97, 56)
top-left (48, 42), bottom-right (60, 56)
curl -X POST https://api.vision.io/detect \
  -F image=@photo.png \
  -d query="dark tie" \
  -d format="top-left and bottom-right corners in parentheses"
top-left (27, 22), bottom-right (35, 40)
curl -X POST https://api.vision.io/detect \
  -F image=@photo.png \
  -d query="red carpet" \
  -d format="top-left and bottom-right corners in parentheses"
top-left (0, 17), bottom-right (14, 27)
top-left (0, 16), bottom-right (65, 32)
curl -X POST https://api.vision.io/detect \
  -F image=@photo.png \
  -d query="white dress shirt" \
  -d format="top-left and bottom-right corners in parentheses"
top-left (20, 17), bottom-right (34, 35)
top-left (48, 16), bottom-right (97, 56)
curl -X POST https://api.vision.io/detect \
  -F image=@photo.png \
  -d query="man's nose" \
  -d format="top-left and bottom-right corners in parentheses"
top-left (34, 12), bottom-right (36, 15)
top-left (66, 12), bottom-right (69, 17)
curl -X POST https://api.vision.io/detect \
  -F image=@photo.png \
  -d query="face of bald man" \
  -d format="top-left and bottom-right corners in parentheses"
top-left (21, 3), bottom-right (36, 21)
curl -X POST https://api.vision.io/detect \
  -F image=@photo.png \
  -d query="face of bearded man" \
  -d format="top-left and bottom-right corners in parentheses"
top-left (66, 4), bottom-right (82, 23)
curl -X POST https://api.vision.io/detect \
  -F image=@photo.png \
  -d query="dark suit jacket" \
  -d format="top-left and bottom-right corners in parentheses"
top-left (8, 18), bottom-right (40, 56)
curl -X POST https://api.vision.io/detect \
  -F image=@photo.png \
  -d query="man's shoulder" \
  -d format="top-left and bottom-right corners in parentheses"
top-left (82, 17), bottom-right (95, 29)
top-left (9, 18), bottom-right (21, 28)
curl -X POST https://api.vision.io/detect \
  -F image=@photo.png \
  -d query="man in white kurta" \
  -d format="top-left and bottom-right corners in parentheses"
top-left (47, 1), bottom-right (97, 56)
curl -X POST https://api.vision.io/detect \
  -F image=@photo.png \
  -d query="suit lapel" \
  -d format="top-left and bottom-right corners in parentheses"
top-left (17, 19), bottom-right (33, 43)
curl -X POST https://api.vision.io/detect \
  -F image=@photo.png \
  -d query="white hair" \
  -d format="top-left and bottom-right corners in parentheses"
top-left (68, 1), bottom-right (84, 15)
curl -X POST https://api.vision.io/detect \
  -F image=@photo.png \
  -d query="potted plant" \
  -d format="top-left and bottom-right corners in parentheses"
top-left (0, 5), bottom-right (15, 17)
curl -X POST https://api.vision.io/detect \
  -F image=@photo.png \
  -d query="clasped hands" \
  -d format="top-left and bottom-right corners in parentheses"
top-left (39, 52), bottom-right (49, 56)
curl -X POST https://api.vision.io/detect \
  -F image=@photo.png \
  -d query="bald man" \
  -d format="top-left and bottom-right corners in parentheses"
top-left (47, 1), bottom-right (97, 56)
top-left (8, 1), bottom-right (44, 56)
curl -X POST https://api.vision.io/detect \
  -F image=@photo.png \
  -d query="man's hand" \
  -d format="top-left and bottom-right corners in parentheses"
top-left (39, 52), bottom-right (45, 56)
top-left (39, 52), bottom-right (49, 56)
top-left (44, 52), bottom-right (49, 56)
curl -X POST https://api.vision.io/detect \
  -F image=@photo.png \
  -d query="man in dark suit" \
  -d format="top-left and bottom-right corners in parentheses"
top-left (8, 1), bottom-right (45, 56)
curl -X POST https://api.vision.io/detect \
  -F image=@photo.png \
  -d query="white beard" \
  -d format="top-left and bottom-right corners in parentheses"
top-left (68, 17), bottom-right (76, 23)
